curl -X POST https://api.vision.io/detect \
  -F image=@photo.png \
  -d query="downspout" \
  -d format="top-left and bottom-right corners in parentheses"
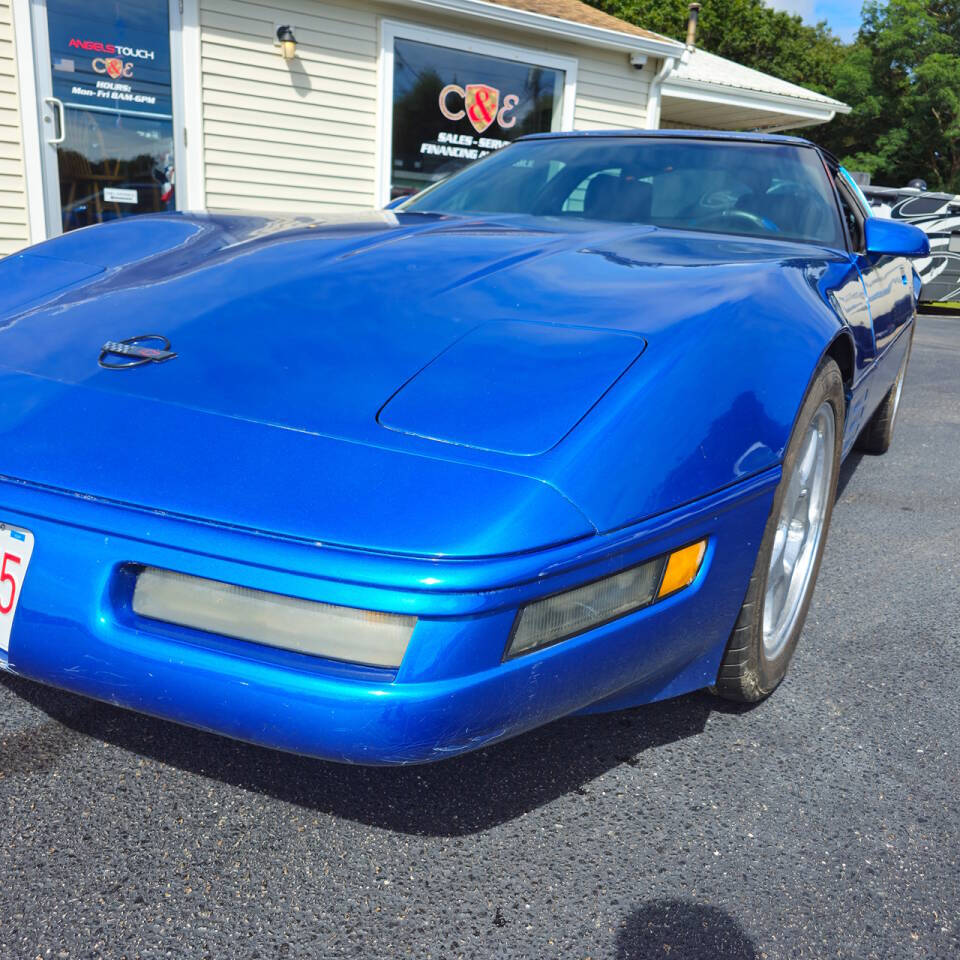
top-left (645, 55), bottom-right (676, 129)
top-left (646, 2), bottom-right (700, 129)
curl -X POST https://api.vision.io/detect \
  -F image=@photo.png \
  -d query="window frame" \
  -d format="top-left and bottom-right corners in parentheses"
top-left (376, 19), bottom-right (578, 207)
top-left (834, 171), bottom-right (870, 254)
top-left (820, 152), bottom-right (869, 255)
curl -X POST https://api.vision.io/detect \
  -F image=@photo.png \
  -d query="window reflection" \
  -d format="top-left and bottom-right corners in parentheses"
top-left (391, 38), bottom-right (563, 200)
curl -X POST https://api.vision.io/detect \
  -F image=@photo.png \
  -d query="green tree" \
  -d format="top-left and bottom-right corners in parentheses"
top-left (820, 0), bottom-right (960, 191)
top-left (589, 0), bottom-right (960, 191)
top-left (588, 0), bottom-right (846, 94)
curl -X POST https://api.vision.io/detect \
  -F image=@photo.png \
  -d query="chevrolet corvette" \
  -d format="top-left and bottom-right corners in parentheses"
top-left (0, 131), bottom-right (929, 763)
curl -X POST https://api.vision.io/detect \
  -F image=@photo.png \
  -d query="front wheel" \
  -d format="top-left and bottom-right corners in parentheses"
top-left (714, 357), bottom-right (844, 702)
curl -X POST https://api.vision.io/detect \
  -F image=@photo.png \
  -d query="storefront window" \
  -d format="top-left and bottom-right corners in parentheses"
top-left (390, 38), bottom-right (564, 199)
top-left (47, 0), bottom-right (176, 232)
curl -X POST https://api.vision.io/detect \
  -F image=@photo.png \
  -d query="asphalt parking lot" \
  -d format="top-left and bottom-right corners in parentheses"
top-left (1, 315), bottom-right (958, 960)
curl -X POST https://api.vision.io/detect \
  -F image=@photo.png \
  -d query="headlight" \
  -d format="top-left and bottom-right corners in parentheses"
top-left (132, 567), bottom-right (416, 669)
top-left (506, 540), bottom-right (706, 659)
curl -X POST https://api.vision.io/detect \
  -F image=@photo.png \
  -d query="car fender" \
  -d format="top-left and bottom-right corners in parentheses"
top-left (536, 256), bottom-right (849, 533)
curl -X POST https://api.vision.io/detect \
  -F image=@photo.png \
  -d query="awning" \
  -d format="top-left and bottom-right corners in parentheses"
top-left (661, 47), bottom-right (850, 131)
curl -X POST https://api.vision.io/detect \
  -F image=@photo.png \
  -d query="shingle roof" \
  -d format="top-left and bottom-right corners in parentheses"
top-left (481, 0), bottom-right (672, 44)
top-left (668, 47), bottom-right (849, 109)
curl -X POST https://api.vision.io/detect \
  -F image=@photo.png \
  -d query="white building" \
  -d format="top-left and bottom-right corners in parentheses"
top-left (0, 0), bottom-right (849, 254)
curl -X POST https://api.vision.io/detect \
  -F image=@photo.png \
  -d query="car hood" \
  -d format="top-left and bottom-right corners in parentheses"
top-left (0, 211), bottom-right (840, 556)
top-left (0, 211), bottom-right (662, 444)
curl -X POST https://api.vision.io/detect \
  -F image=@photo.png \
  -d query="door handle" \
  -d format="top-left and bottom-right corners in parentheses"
top-left (43, 97), bottom-right (65, 145)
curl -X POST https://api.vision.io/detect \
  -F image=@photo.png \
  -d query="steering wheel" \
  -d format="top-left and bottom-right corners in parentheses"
top-left (694, 209), bottom-right (779, 233)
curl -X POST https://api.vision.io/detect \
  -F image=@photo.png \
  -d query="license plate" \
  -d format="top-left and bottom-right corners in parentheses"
top-left (0, 523), bottom-right (34, 652)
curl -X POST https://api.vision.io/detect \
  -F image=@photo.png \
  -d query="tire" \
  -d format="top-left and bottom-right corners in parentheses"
top-left (713, 357), bottom-right (844, 702)
top-left (856, 325), bottom-right (914, 455)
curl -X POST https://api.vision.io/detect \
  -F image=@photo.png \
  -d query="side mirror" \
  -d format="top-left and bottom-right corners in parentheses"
top-left (864, 217), bottom-right (930, 258)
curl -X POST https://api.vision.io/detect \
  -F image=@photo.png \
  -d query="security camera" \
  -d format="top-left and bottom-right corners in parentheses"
top-left (629, 53), bottom-right (648, 69)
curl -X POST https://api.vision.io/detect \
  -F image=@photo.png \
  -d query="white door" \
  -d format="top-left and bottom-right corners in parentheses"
top-left (30, 0), bottom-right (186, 237)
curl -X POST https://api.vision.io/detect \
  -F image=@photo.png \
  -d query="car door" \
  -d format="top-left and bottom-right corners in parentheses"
top-left (834, 168), bottom-right (916, 356)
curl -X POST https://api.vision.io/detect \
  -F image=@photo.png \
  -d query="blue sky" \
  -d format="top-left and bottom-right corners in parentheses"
top-left (767, 0), bottom-right (864, 41)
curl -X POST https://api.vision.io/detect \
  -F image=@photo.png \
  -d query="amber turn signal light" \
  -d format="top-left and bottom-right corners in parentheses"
top-left (657, 540), bottom-right (707, 599)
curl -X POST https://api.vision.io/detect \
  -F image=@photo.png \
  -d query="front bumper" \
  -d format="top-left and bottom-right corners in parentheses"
top-left (0, 470), bottom-right (776, 764)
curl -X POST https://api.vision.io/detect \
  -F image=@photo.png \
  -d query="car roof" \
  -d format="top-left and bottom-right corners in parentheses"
top-left (517, 129), bottom-right (816, 148)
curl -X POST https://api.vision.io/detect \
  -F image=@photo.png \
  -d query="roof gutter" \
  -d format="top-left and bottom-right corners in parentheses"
top-left (388, 0), bottom-right (685, 58)
top-left (760, 116), bottom-right (836, 132)
top-left (662, 76), bottom-right (851, 116)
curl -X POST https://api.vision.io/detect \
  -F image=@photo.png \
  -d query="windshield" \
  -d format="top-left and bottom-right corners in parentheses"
top-left (402, 137), bottom-right (845, 248)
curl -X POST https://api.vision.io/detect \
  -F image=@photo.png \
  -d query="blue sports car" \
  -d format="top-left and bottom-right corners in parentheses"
top-left (0, 131), bottom-right (929, 764)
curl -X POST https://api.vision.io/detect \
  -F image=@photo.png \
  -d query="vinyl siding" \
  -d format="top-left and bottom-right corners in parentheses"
top-left (572, 50), bottom-right (650, 131)
top-left (198, 0), bottom-right (654, 212)
top-left (199, 0), bottom-right (379, 211)
top-left (0, 1), bottom-right (29, 253)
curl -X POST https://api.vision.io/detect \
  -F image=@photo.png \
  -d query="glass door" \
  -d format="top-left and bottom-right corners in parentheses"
top-left (32, 0), bottom-right (179, 235)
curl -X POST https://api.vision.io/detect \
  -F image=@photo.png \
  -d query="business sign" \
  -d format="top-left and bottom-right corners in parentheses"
top-left (48, 0), bottom-right (173, 117)
top-left (391, 38), bottom-right (563, 199)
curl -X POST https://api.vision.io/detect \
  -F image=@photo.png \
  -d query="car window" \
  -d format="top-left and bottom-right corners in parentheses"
top-left (839, 168), bottom-right (874, 219)
top-left (562, 168), bottom-right (620, 213)
top-left (897, 195), bottom-right (953, 216)
top-left (403, 137), bottom-right (847, 248)
top-left (834, 173), bottom-right (867, 252)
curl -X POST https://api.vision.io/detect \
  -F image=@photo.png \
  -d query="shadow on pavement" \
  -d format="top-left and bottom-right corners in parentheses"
top-left (0, 671), bottom-right (744, 837)
top-left (617, 899), bottom-right (759, 959)
top-left (836, 449), bottom-right (865, 500)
